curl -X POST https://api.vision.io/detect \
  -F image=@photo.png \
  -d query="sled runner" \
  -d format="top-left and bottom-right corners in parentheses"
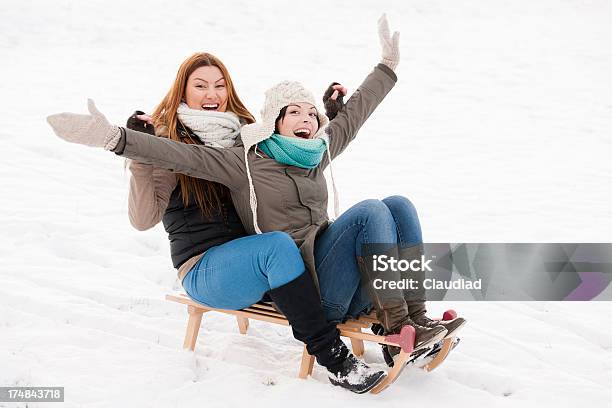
top-left (165, 293), bottom-right (458, 394)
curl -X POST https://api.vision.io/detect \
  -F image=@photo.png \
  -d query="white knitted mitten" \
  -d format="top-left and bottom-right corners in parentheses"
top-left (378, 14), bottom-right (400, 71)
top-left (47, 99), bottom-right (122, 150)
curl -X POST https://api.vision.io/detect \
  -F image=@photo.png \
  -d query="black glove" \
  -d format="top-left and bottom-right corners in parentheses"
top-left (322, 82), bottom-right (344, 121)
top-left (126, 110), bottom-right (155, 135)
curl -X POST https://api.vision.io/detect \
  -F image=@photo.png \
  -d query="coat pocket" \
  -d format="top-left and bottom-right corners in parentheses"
top-left (285, 169), bottom-right (329, 226)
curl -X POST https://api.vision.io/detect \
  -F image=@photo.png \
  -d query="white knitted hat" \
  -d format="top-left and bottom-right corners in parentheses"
top-left (241, 80), bottom-right (329, 148)
top-left (240, 81), bottom-right (339, 234)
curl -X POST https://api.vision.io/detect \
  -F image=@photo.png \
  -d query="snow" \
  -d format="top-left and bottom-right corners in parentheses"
top-left (1, 0), bottom-right (612, 407)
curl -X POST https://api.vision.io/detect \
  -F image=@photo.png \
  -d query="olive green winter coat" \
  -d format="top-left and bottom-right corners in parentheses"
top-left (114, 64), bottom-right (397, 289)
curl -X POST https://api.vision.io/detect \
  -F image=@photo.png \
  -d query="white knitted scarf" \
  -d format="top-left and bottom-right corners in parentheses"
top-left (177, 103), bottom-right (241, 148)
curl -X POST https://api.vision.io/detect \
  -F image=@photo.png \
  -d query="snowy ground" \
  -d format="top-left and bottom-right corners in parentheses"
top-left (1, 0), bottom-right (611, 407)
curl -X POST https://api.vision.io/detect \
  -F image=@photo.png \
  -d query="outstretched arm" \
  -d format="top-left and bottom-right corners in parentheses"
top-left (47, 100), bottom-right (245, 191)
top-left (115, 127), bottom-right (245, 190)
top-left (320, 14), bottom-right (399, 167)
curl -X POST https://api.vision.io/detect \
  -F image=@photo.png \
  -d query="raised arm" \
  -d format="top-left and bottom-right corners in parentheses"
top-left (320, 15), bottom-right (399, 167)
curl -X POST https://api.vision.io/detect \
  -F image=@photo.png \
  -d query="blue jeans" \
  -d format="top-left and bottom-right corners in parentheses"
top-left (314, 196), bottom-right (422, 323)
top-left (182, 232), bottom-right (305, 310)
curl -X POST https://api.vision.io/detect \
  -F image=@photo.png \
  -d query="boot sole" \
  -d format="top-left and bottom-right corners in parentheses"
top-left (355, 371), bottom-right (387, 394)
top-left (383, 328), bottom-right (448, 368)
top-left (414, 328), bottom-right (448, 351)
top-left (329, 371), bottom-right (387, 394)
top-left (443, 319), bottom-right (467, 339)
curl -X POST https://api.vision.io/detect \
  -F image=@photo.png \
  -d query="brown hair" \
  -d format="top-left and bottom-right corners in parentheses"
top-left (151, 53), bottom-right (255, 216)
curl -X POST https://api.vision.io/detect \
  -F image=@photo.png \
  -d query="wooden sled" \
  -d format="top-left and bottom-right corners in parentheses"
top-left (166, 293), bottom-right (457, 394)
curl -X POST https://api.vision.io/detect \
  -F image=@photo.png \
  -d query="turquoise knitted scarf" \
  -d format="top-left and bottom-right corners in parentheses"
top-left (258, 133), bottom-right (327, 169)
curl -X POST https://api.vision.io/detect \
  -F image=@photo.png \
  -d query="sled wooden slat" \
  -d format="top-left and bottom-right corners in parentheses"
top-left (242, 307), bottom-right (286, 319)
top-left (340, 320), bottom-right (368, 329)
top-left (246, 303), bottom-right (277, 312)
top-left (244, 303), bottom-right (278, 312)
top-left (166, 292), bottom-right (456, 394)
top-left (336, 328), bottom-right (404, 348)
top-left (167, 294), bottom-right (289, 326)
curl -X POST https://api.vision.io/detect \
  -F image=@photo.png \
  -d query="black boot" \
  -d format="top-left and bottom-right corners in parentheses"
top-left (323, 337), bottom-right (387, 394)
top-left (267, 272), bottom-right (385, 393)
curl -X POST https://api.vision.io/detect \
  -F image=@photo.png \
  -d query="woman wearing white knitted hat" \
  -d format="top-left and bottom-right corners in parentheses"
top-left (48, 14), bottom-right (465, 380)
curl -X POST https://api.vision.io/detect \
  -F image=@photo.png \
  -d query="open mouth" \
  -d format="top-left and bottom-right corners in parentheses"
top-left (202, 103), bottom-right (219, 111)
top-left (293, 128), bottom-right (311, 138)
